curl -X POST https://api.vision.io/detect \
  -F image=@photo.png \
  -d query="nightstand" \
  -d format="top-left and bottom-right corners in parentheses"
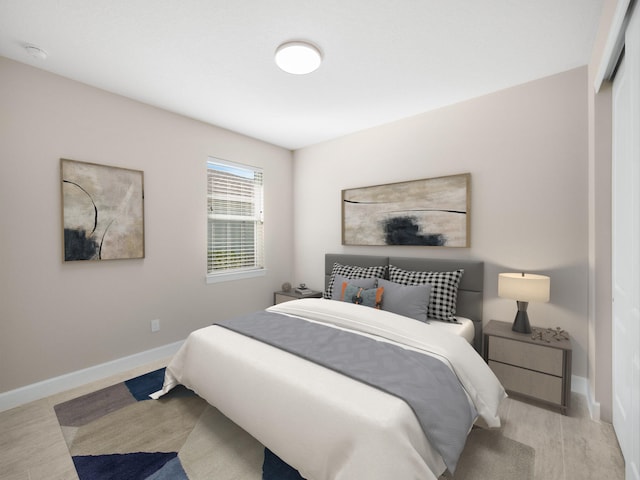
top-left (483, 320), bottom-right (572, 414)
top-left (273, 289), bottom-right (323, 305)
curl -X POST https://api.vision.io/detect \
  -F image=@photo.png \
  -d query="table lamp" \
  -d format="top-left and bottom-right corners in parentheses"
top-left (498, 272), bottom-right (550, 334)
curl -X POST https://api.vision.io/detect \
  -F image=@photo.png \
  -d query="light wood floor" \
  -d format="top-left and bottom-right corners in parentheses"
top-left (0, 358), bottom-right (625, 480)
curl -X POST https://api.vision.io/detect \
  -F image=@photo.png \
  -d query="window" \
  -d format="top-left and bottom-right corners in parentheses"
top-left (207, 158), bottom-right (265, 282)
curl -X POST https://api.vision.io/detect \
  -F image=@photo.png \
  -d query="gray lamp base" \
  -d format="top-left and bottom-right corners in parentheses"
top-left (512, 301), bottom-right (532, 334)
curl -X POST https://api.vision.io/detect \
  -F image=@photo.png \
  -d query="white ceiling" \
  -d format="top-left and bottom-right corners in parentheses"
top-left (0, 0), bottom-right (604, 150)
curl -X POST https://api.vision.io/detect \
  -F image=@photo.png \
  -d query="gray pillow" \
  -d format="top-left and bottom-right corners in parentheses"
top-left (331, 275), bottom-right (378, 300)
top-left (377, 278), bottom-right (431, 322)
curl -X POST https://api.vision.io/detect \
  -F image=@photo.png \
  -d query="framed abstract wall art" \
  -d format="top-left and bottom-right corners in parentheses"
top-left (61, 158), bottom-right (145, 261)
top-left (342, 173), bottom-right (470, 247)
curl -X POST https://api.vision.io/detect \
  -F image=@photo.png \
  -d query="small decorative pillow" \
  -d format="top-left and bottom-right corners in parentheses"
top-left (330, 275), bottom-right (378, 300)
top-left (324, 263), bottom-right (387, 299)
top-left (388, 265), bottom-right (464, 322)
top-left (377, 278), bottom-right (431, 322)
top-left (341, 283), bottom-right (384, 309)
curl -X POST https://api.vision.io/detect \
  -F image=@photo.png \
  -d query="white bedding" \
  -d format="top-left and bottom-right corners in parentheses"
top-left (430, 316), bottom-right (475, 344)
top-left (153, 299), bottom-right (505, 480)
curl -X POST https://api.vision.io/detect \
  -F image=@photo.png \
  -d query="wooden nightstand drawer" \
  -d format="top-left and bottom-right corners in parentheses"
top-left (275, 292), bottom-right (296, 304)
top-left (483, 320), bottom-right (572, 413)
top-left (488, 336), bottom-right (563, 376)
top-left (489, 360), bottom-right (563, 404)
top-left (274, 290), bottom-right (323, 304)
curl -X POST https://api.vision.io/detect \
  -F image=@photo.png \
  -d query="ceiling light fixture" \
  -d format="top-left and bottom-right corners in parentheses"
top-left (275, 41), bottom-right (322, 75)
top-left (25, 44), bottom-right (48, 60)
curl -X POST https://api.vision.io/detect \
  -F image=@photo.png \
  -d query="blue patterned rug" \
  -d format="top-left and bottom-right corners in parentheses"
top-left (54, 368), bottom-right (304, 480)
top-left (54, 368), bottom-right (532, 480)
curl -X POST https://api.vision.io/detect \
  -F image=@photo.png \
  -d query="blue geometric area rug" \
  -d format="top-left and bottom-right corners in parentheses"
top-left (54, 368), bottom-right (305, 480)
top-left (54, 368), bottom-right (532, 480)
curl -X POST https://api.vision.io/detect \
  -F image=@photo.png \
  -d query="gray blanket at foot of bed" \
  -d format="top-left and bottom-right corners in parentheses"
top-left (216, 310), bottom-right (476, 472)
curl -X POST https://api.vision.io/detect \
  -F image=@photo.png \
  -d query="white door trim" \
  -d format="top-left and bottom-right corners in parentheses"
top-left (612, 3), bottom-right (640, 478)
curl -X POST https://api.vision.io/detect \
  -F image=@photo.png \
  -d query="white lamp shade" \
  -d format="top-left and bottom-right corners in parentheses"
top-left (275, 41), bottom-right (322, 74)
top-left (498, 273), bottom-right (550, 303)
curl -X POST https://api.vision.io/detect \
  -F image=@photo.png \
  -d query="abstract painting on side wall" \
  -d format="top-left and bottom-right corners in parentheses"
top-left (61, 158), bottom-right (145, 261)
top-left (342, 173), bottom-right (470, 247)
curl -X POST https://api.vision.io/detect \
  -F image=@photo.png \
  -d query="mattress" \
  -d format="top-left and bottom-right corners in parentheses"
top-left (430, 316), bottom-right (475, 344)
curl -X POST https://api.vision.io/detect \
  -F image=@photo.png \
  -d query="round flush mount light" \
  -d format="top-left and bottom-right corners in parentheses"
top-left (275, 41), bottom-right (322, 75)
top-left (25, 44), bottom-right (48, 60)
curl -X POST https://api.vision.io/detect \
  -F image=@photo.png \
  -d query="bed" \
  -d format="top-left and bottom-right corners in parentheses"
top-left (152, 254), bottom-right (506, 480)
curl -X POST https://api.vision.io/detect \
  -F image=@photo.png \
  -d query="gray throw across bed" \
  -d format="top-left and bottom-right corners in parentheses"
top-left (217, 309), bottom-right (477, 472)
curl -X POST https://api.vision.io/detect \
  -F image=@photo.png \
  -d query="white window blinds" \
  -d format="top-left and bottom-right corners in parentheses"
top-left (207, 159), bottom-right (264, 276)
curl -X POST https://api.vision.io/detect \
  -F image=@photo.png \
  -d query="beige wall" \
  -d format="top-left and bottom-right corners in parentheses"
top-left (0, 57), bottom-right (294, 393)
top-left (293, 67), bottom-right (590, 379)
top-left (0, 17), bottom-right (616, 416)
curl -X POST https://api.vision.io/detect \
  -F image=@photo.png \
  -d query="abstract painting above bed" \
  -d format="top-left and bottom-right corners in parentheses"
top-left (341, 174), bottom-right (470, 247)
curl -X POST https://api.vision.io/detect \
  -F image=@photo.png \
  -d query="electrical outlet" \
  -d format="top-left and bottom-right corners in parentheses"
top-left (151, 319), bottom-right (160, 333)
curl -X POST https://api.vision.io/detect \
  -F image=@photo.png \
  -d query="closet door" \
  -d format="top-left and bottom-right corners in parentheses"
top-left (612, 4), bottom-right (640, 479)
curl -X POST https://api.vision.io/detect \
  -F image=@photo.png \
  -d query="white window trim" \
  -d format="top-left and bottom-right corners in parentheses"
top-left (206, 267), bottom-right (267, 284)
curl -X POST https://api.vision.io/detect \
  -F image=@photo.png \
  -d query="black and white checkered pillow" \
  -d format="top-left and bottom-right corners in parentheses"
top-left (388, 265), bottom-right (464, 322)
top-left (324, 263), bottom-right (387, 299)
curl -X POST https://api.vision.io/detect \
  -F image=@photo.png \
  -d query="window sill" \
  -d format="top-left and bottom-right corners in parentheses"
top-left (206, 268), bottom-right (267, 284)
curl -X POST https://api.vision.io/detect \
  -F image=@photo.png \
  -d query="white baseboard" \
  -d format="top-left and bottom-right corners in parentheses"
top-left (585, 381), bottom-right (602, 422)
top-left (572, 374), bottom-right (588, 396)
top-left (0, 340), bottom-right (183, 413)
top-left (1, 349), bottom-right (604, 422)
top-left (572, 374), bottom-right (601, 421)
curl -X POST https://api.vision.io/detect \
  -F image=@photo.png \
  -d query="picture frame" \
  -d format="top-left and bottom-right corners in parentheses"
top-left (342, 173), bottom-right (470, 247)
top-left (61, 158), bottom-right (145, 261)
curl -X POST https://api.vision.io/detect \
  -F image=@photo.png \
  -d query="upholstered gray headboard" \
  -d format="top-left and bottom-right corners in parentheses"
top-left (324, 254), bottom-right (484, 353)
